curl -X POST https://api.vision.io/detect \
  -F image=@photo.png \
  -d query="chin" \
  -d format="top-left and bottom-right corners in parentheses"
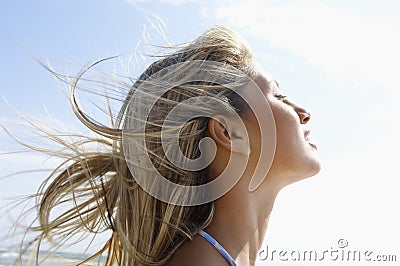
top-left (284, 157), bottom-right (321, 186)
top-left (264, 150), bottom-right (321, 190)
top-left (300, 154), bottom-right (321, 178)
top-left (305, 156), bottom-right (322, 177)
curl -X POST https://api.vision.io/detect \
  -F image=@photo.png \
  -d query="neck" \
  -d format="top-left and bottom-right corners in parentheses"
top-left (204, 180), bottom-right (279, 266)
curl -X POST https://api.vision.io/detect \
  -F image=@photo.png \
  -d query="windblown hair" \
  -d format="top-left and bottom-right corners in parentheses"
top-left (18, 25), bottom-right (254, 265)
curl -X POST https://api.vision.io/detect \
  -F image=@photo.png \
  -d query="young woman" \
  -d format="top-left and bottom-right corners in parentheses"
top-left (17, 25), bottom-right (320, 265)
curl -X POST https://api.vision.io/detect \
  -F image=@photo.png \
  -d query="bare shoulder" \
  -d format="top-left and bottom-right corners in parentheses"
top-left (164, 234), bottom-right (229, 266)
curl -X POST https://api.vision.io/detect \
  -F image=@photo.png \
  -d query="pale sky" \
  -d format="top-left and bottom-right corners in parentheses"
top-left (1, 1), bottom-right (399, 265)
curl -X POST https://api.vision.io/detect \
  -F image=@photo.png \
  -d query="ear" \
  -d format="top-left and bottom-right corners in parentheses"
top-left (208, 115), bottom-right (250, 156)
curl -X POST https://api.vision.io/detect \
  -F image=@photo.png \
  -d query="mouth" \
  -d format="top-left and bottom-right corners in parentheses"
top-left (304, 130), bottom-right (317, 150)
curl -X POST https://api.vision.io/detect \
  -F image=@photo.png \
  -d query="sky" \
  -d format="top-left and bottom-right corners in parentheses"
top-left (1, 0), bottom-right (400, 265)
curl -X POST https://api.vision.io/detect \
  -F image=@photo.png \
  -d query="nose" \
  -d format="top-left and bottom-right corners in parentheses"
top-left (298, 109), bottom-right (311, 124)
top-left (292, 103), bottom-right (311, 124)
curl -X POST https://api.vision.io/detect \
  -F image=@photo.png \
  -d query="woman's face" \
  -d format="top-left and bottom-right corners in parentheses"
top-left (244, 66), bottom-right (321, 189)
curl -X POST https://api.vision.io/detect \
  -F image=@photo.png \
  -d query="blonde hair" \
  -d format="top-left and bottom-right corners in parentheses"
top-left (17, 25), bottom-right (254, 265)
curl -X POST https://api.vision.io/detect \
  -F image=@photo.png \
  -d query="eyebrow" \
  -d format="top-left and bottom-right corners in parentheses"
top-left (267, 80), bottom-right (281, 94)
top-left (254, 72), bottom-right (281, 94)
top-left (271, 80), bottom-right (280, 88)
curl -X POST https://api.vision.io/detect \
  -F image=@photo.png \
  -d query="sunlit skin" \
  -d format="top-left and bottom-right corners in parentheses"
top-left (165, 65), bottom-right (321, 266)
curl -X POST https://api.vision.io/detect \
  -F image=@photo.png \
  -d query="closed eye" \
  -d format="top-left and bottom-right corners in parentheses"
top-left (273, 94), bottom-right (287, 101)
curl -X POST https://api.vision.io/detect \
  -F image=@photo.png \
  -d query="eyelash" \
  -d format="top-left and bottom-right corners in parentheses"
top-left (273, 94), bottom-right (287, 101)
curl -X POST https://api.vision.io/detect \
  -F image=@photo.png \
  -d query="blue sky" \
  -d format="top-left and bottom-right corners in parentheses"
top-left (1, 1), bottom-right (400, 265)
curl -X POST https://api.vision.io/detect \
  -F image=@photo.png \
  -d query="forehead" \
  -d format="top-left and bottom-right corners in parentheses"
top-left (251, 64), bottom-right (280, 94)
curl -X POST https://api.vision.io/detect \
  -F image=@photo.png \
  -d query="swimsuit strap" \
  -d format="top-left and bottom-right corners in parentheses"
top-left (198, 229), bottom-right (238, 266)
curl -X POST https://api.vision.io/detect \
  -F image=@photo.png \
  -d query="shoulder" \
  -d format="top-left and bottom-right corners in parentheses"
top-left (164, 234), bottom-right (228, 266)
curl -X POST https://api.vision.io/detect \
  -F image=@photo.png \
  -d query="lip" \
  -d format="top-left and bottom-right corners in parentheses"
top-left (304, 130), bottom-right (317, 150)
top-left (304, 130), bottom-right (311, 141)
top-left (308, 142), bottom-right (318, 150)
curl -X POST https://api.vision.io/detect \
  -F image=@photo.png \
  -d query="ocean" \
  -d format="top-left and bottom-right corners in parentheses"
top-left (0, 250), bottom-right (101, 266)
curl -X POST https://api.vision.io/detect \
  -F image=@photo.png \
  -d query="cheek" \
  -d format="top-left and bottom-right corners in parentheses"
top-left (272, 106), bottom-right (302, 159)
top-left (242, 111), bottom-right (263, 163)
top-left (272, 104), bottom-right (295, 139)
top-left (244, 100), bottom-right (301, 165)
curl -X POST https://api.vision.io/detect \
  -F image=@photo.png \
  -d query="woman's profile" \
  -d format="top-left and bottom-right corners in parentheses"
top-left (9, 25), bottom-right (320, 265)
